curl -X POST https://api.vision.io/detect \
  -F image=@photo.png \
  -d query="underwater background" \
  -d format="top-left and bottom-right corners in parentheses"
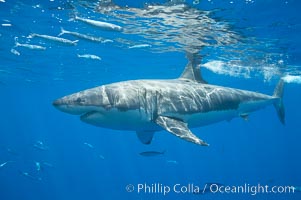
top-left (0, 0), bottom-right (301, 199)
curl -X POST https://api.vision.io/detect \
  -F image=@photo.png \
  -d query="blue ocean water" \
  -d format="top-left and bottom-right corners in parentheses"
top-left (1, 0), bottom-right (301, 200)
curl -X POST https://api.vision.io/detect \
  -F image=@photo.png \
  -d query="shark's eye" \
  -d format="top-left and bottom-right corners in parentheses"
top-left (76, 97), bottom-right (83, 103)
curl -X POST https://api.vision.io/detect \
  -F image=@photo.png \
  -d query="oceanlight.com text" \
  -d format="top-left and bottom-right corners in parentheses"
top-left (125, 183), bottom-right (296, 196)
top-left (208, 183), bottom-right (295, 196)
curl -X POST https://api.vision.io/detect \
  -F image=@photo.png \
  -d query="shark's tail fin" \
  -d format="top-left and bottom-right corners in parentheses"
top-left (273, 79), bottom-right (285, 125)
top-left (58, 27), bottom-right (67, 37)
top-left (68, 12), bottom-right (79, 22)
top-left (14, 37), bottom-right (21, 48)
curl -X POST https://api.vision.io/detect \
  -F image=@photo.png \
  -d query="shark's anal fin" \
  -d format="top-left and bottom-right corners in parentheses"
top-left (136, 131), bottom-right (155, 145)
top-left (179, 52), bottom-right (207, 84)
top-left (155, 116), bottom-right (209, 146)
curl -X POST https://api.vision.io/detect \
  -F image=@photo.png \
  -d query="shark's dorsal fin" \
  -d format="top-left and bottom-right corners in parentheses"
top-left (179, 52), bottom-right (207, 83)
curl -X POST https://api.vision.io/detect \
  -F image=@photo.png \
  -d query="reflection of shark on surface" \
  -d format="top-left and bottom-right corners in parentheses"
top-left (53, 53), bottom-right (285, 146)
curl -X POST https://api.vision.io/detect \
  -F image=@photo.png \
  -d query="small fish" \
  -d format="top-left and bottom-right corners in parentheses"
top-left (166, 160), bottom-right (178, 164)
top-left (0, 69), bottom-right (11, 74)
top-left (98, 155), bottom-right (105, 160)
top-left (15, 41), bottom-right (46, 50)
top-left (34, 161), bottom-right (41, 171)
top-left (30, 33), bottom-right (78, 46)
top-left (6, 148), bottom-right (18, 155)
top-left (193, 0), bottom-right (200, 5)
top-left (58, 27), bottom-right (110, 43)
top-left (33, 141), bottom-right (49, 151)
top-left (10, 48), bottom-right (20, 55)
top-left (0, 161), bottom-right (13, 168)
top-left (1, 23), bottom-right (12, 27)
top-left (139, 150), bottom-right (165, 157)
top-left (74, 16), bottom-right (123, 32)
top-left (83, 142), bottom-right (94, 149)
top-left (42, 162), bottom-right (54, 168)
top-left (128, 44), bottom-right (152, 49)
top-left (20, 171), bottom-right (42, 181)
top-left (102, 39), bottom-right (114, 43)
top-left (77, 54), bottom-right (102, 61)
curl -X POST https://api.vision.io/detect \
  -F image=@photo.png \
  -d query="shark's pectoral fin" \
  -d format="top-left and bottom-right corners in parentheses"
top-left (155, 116), bottom-right (209, 146)
top-left (136, 131), bottom-right (155, 145)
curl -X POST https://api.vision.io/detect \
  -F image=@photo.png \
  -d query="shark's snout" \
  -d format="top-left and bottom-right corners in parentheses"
top-left (52, 93), bottom-right (101, 115)
top-left (52, 98), bottom-right (63, 107)
top-left (52, 97), bottom-right (71, 113)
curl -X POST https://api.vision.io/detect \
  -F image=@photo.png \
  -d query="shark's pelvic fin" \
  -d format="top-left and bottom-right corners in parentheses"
top-left (155, 116), bottom-right (209, 146)
top-left (136, 131), bottom-right (155, 144)
top-left (273, 79), bottom-right (285, 124)
top-left (179, 52), bottom-right (207, 83)
top-left (240, 113), bottom-right (249, 121)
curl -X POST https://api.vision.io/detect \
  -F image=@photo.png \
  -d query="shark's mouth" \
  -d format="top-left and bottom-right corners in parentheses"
top-left (79, 110), bottom-right (108, 127)
top-left (80, 111), bottom-right (99, 120)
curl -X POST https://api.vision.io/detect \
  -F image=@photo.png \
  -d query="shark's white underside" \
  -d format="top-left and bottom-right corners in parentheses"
top-left (78, 98), bottom-right (275, 131)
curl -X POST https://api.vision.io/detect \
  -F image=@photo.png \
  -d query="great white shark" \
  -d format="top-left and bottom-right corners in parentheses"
top-left (53, 54), bottom-right (285, 146)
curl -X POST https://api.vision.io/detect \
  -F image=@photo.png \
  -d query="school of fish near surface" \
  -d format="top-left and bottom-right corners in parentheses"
top-left (10, 15), bottom-right (123, 57)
